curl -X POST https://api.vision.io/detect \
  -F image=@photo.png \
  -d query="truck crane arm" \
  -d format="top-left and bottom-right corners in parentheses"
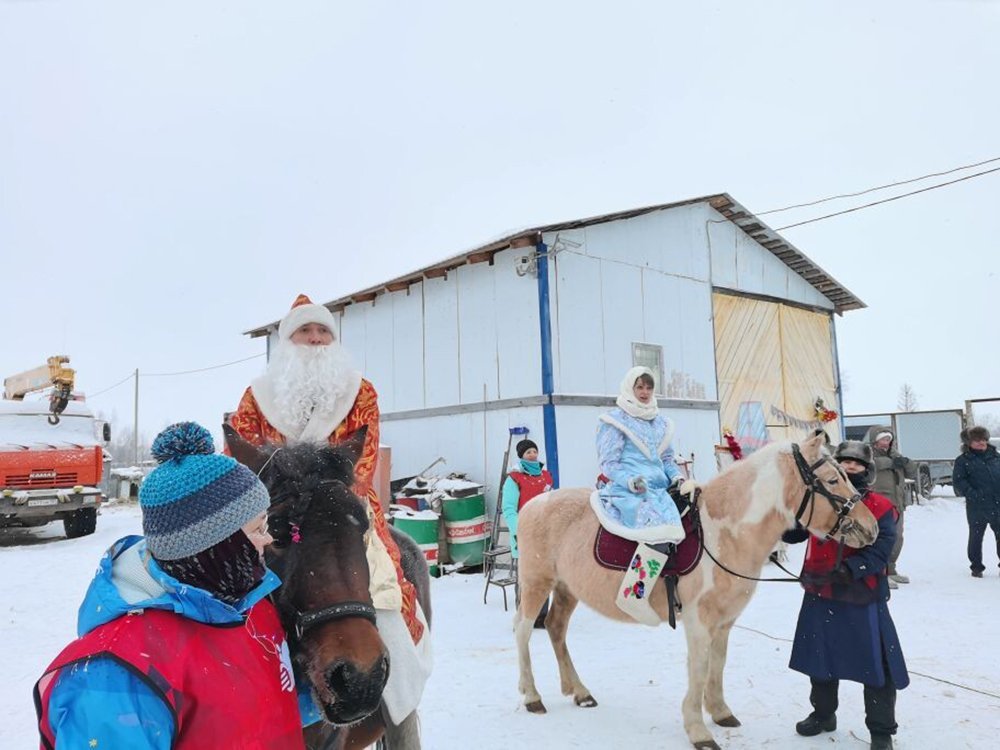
top-left (3, 356), bottom-right (76, 424)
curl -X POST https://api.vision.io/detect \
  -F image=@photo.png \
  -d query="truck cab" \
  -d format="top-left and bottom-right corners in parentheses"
top-left (0, 400), bottom-right (108, 538)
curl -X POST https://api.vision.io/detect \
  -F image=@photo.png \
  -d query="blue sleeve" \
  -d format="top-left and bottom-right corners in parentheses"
top-left (596, 421), bottom-right (627, 483)
top-left (659, 442), bottom-right (682, 483)
top-left (47, 657), bottom-right (174, 749)
top-left (501, 476), bottom-right (520, 557)
top-left (843, 511), bottom-right (896, 579)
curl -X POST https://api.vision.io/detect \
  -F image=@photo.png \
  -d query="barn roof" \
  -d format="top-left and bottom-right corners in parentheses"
top-left (244, 192), bottom-right (864, 337)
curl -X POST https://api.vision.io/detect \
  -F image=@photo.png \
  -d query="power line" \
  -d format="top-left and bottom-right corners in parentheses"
top-left (774, 165), bottom-right (1000, 231)
top-left (88, 372), bottom-right (135, 398)
top-left (733, 623), bottom-right (1000, 700)
top-left (143, 353), bottom-right (265, 377)
top-left (758, 155), bottom-right (1000, 216)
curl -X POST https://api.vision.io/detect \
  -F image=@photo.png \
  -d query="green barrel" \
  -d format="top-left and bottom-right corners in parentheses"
top-left (442, 494), bottom-right (487, 568)
top-left (392, 510), bottom-right (440, 577)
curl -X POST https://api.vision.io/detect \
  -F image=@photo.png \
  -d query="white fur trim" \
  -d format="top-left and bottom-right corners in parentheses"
top-left (590, 490), bottom-right (685, 543)
top-left (656, 417), bottom-right (675, 456)
top-left (599, 414), bottom-right (652, 460)
top-left (250, 371), bottom-right (363, 445)
top-left (277, 303), bottom-right (337, 341)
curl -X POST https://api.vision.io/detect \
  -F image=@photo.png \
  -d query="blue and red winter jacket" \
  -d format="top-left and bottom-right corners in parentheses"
top-left (35, 536), bottom-right (304, 750)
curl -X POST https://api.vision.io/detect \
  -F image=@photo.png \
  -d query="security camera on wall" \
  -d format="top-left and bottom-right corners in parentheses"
top-left (514, 254), bottom-right (536, 277)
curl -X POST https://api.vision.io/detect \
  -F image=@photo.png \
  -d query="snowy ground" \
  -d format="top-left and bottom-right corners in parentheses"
top-left (3, 492), bottom-right (998, 749)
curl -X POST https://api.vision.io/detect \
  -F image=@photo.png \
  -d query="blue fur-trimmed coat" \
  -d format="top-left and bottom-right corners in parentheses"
top-left (785, 509), bottom-right (910, 688)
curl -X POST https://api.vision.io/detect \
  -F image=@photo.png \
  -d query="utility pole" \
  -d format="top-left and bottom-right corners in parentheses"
top-left (133, 368), bottom-right (139, 466)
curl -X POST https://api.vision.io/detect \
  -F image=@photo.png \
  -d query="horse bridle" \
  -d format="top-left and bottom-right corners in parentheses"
top-left (263, 467), bottom-right (378, 638)
top-left (697, 441), bottom-right (862, 584)
top-left (790, 443), bottom-right (862, 540)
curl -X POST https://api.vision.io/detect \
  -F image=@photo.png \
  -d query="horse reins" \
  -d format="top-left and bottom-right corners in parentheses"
top-left (262, 469), bottom-right (378, 637)
top-left (696, 443), bottom-right (859, 584)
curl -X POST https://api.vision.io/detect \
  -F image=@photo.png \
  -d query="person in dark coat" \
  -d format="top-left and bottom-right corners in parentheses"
top-left (783, 440), bottom-right (908, 750)
top-left (951, 426), bottom-right (1000, 577)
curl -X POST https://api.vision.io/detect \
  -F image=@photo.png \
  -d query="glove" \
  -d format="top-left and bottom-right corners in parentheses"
top-left (678, 479), bottom-right (700, 496)
top-left (892, 456), bottom-right (908, 469)
top-left (828, 564), bottom-right (853, 585)
top-left (627, 476), bottom-right (648, 495)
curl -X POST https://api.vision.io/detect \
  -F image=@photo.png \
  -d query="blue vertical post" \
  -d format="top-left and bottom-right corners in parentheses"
top-left (535, 240), bottom-right (560, 487)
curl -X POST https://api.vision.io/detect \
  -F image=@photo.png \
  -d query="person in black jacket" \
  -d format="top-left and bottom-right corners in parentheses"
top-left (952, 426), bottom-right (1000, 578)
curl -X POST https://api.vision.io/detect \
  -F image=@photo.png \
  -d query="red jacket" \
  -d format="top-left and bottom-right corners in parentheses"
top-left (801, 490), bottom-right (897, 603)
top-left (509, 469), bottom-right (554, 511)
top-left (36, 600), bottom-right (303, 750)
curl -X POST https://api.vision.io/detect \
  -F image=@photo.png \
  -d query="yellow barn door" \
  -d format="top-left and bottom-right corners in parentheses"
top-left (712, 292), bottom-right (839, 453)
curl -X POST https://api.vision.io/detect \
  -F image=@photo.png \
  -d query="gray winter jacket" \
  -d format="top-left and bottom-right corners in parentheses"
top-left (867, 425), bottom-right (916, 510)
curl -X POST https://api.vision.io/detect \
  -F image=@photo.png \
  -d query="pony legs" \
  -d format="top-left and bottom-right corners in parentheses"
top-left (545, 583), bottom-right (597, 707)
top-left (515, 575), bottom-right (552, 713)
top-left (704, 622), bottom-right (740, 727)
top-left (681, 616), bottom-right (720, 750)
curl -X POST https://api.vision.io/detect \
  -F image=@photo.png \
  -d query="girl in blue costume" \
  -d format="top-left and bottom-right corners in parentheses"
top-left (596, 366), bottom-right (689, 541)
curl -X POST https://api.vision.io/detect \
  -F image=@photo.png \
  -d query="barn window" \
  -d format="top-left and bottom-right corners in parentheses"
top-left (631, 342), bottom-right (664, 395)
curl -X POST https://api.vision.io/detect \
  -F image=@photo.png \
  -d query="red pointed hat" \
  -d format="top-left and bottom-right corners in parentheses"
top-left (277, 293), bottom-right (337, 340)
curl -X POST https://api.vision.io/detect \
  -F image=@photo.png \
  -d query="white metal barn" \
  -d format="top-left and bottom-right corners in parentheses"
top-left (245, 194), bottom-right (864, 515)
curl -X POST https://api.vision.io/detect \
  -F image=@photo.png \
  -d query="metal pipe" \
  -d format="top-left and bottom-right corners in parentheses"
top-left (535, 240), bottom-right (560, 487)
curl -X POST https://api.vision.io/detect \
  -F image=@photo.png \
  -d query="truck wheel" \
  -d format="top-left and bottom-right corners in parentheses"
top-left (918, 467), bottom-right (934, 498)
top-left (64, 508), bottom-right (97, 539)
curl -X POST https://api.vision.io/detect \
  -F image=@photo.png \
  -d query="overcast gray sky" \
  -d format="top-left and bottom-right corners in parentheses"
top-left (3, 0), bottom-right (998, 449)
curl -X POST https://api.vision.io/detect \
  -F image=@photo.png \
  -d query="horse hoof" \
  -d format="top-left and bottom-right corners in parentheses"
top-left (715, 715), bottom-right (741, 727)
top-left (525, 700), bottom-right (547, 714)
top-left (693, 741), bottom-right (721, 750)
top-left (574, 694), bottom-right (598, 708)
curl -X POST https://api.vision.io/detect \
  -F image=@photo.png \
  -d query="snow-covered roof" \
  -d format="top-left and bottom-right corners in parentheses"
top-left (244, 192), bottom-right (865, 337)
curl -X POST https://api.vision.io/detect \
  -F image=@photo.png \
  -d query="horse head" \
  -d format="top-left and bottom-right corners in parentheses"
top-left (224, 424), bottom-right (389, 726)
top-left (790, 429), bottom-right (878, 548)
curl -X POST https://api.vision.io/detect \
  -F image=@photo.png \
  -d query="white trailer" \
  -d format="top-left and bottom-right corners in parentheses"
top-left (844, 409), bottom-right (964, 495)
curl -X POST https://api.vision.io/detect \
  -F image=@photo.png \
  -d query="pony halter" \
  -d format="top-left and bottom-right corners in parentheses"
top-left (790, 444), bottom-right (861, 539)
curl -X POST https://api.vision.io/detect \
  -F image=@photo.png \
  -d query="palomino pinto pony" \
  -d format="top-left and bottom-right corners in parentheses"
top-left (514, 430), bottom-right (878, 750)
top-left (224, 425), bottom-right (431, 750)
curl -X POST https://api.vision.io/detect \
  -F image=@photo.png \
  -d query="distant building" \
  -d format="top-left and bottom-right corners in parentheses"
top-left (244, 194), bottom-right (863, 513)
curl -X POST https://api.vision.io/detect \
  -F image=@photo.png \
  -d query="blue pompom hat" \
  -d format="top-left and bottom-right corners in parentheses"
top-left (139, 422), bottom-right (270, 561)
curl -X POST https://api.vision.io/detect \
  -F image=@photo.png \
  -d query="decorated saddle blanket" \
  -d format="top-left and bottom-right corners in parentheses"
top-left (593, 494), bottom-right (703, 577)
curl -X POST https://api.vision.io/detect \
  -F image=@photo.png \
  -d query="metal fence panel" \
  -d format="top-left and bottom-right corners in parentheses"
top-left (894, 410), bottom-right (964, 460)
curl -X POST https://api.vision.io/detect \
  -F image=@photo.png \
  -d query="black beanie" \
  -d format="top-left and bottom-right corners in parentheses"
top-left (516, 439), bottom-right (538, 458)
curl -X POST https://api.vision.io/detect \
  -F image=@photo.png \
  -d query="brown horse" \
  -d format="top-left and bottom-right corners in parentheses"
top-left (225, 425), bottom-right (431, 750)
top-left (514, 430), bottom-right (878, 750)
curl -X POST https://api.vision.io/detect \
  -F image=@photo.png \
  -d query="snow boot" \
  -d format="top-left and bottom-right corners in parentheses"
top-left (795, 712), bottom-right (836, 737)
top-left (971, 570), bottom-right (984, 578)
top-left (870, 734), bottom-right (893, 750)
top-left (889, 573), bottom-right (909, 584)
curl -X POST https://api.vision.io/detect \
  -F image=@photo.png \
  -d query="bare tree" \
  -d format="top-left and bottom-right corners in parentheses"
top-left (897, 383), bottom-right (919, 412)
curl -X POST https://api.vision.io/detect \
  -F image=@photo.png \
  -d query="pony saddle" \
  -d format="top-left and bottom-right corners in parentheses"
top-left (592, 489), bottom-right (703, 578)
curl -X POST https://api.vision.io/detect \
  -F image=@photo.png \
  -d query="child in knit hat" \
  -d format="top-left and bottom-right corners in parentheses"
top-left (34, 422), bottom-right (305, 749)
top-left (501, 437), bottom-right (555, 628)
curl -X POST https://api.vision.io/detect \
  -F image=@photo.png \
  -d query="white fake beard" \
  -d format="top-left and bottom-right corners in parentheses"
top-left (267, 340), bottom-right (358, 434)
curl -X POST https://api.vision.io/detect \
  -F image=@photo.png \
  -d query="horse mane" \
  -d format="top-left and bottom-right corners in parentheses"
top-left (711, 435), bottom-right (831, 481)
top-left (260, 442), bottom-right (369, 542)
